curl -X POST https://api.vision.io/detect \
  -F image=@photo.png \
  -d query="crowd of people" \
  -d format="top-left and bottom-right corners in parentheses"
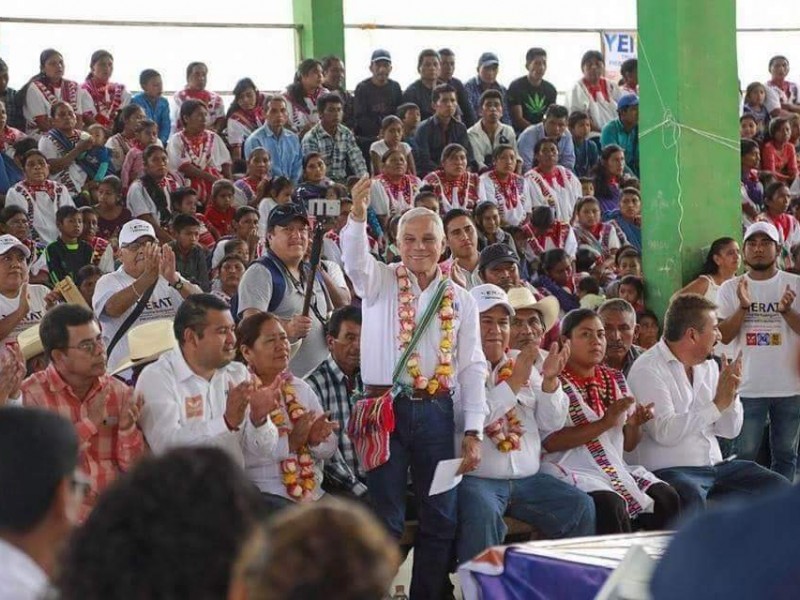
top-left (0, 42), bottom-right (799, 600)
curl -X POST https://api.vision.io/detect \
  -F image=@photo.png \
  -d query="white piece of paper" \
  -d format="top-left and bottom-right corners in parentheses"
top-left (429, 458), bottom-right (464, 496)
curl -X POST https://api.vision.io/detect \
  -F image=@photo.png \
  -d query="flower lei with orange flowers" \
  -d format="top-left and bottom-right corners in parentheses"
top-left (484, 358), bottom-right (526, 452)
top-left (268, 372), bottom-right (316, 502)
top-left (396, 265), bottom-right (456, 394)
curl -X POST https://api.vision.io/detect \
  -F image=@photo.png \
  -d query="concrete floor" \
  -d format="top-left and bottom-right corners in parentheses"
top-left (389, 550), bottom-right (464, 599)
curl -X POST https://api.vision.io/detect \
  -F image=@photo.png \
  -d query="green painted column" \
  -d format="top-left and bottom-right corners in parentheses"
top-left (292, 0), bottom-right (345, 62)
top-left (637, 0), bottom-right (741, 320)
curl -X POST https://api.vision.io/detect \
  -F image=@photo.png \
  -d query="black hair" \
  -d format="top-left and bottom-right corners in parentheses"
top-left (56, 205), bottom-right (79, 224)
top-left (637, 308), bottom-right (659, 325)
top-left (380, 114), bottom-right (402, 131)
top-left (86, 50), bottom-right (113, 81)
top-left (492, 144), bottom-right (516, 163)
top-left (480, 90), bottom-right (504, 110)
top-left (438, 48), bottom-right (455, 57)
top-left (39, 303), bottom-right (97, 359)
top-left (764, 180), bottom-right (789, 205)
top-left (185, 61), bottom-right (207, 81)
top-left (432, 83), bottom-right (457, 103)
top-left (0, 205), bottom-right (27, 224)
top-left (538, 248), bottom-right (570, 276)
top-left (79, 206), bottom-right (98, 218)
top-left (174, 294), bottom-right (231, 346)
top-left (0, 58), bottom-right (7, 73)
top-left (440, 143), bottom-right (467, 164)
top-left (225, 77), bottom-right (259, 120)
top-left (768, 116), bottom-right (790, 142)
top-left (397, 102), bottom-right (420, 119)
top-left (581, 50), bottom-right (604, 68)
top-left (620, 58), bottom-right (638, 76)
top-left (575, 195), bottom-right (601, 215)
top-left (578, 276), bottom-right (601, 295)
top-left (544, 104), bottom-right (569, 120)
top-left (699, 237), bottom-right (737, 276)
top-left (286, 59), bottom-right (323, 115)
top-left (179, 99), bottom-right (206, 128)
top-left (741, 138), bottom-right (759, 157)
top-left (615, 245), bottom-right (641, 267)
top-left (16, 49), bottom-right (63, 116)
top-left (663, 294), bottom-right (716, 342)
top-left (171, 187), bottom-right (199, 212)
top-left (619, 275), bottom-right (645, 299)
top-left (76, 264), bottom-right (103, 286)
top-left (98, 174), bottom-right (122, 196)
top-left (326, 305), bottom-right (362, 338)
top-left (417, 49), bottom-right (441, 70)
top-left (270, 176), bottom-right (293, 197)
top-left (13, 137), bottom-right (38, 158)
top-left (219, 254), bottom-right (246, 271)
top-left (223, 238), bottom-right (247, 255)
top-left (234, 206), bottom-right (259, 222)
top-left (55, 447), bottom-right (263, 600)
top-left (568, 110), bottom-right (591, 129)
top-left (112, 103), bottom-right (145, 135)
top-left (49, 100), bottom-right (73, 119)
top-left (139, 68), bottom-right (160, 89)
top-left (561, 308), bottom-right (601, 338)
top-left (525, 47), bottom-right (547, 64)
top-left (593, 144), bottom-right (625, 200)
top-left (533, 136), bottom-right (558, 156)
top-left (769, 55), bottom-right (789, 69)
top-left (320, 55), bottom-right (342, 72)
top-left (575, 247), bottom-right (602, 272)
top-left (302, 152), bottom-right (324, 171)
top-left (172, 213), bottom-right (201, 233)
top-left (442, 207), bottom-right (473, 234)
top-left (0, 407), bottom-right (78, 532)
top-left (739, 113), bottom-right (757, 124)
top-left (530, 205), bottom-right (555, 229)
top-left (316, 92), bottom-right (343, 113)
top-left (473, 200), bottom-right (499, 225)
top-left (414, 186), bottom-right (438, 207)
top-left (21, 148), bottom-right (47, 169)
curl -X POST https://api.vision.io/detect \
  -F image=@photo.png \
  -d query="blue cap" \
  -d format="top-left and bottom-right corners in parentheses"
top-left (371, 49), bottom-right (392, 64)
top-left (617, 94), bottom-right (639, 110)
top-left (477, 52), bottom-right (500, 69)
top-left (268, 203), bottom-right (310, 229)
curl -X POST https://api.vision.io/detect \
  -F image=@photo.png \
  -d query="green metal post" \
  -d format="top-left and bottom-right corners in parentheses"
top-left (637, 0), bottom-right (741, 321)
top-left (292, 0), bottom-right (345, 63)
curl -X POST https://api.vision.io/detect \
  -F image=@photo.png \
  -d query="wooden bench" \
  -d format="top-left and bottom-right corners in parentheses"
top-left (399, 516), bottom-right (540, 547)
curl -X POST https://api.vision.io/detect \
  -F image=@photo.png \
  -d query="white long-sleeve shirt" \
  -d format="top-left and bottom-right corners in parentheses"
top-left (245, 376), bottom-right (336, 501)
top-left (340, 217), bottom-right (488, 432)
top-left (137, 349), bottom-right (278, 466)
top-left (626, 340), bottom-right (743, 471)
top-left (463, 351), bottom-right (567, 480)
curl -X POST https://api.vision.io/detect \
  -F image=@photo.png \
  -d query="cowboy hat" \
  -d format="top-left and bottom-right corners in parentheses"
top-left (109, 319), bottom-right (178, 376)
top-left (17, 324), bottom-right (44, 361)
top-left (507, 287), bottom-right (560, 333)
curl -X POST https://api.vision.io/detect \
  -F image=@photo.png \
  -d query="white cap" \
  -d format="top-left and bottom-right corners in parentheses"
top-left (119, 219), bottom-right (157, 247)
top-left (0, 234), bottom-right (31, 259)
top-left (470, 284), bottom-right (515, 316)
top-left (744, 221), bottom-right (780, 244)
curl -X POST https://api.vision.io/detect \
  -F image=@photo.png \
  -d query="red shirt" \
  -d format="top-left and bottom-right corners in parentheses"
top-left (194, 213), bottom-right (218, 249)
top-left (204, 204), bottom-right (235, 237)
top-left (761, 140), bottom-right (798, 183)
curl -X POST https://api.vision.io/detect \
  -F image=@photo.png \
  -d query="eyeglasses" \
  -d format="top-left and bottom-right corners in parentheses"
top-left (66, 337), bottom-right (105, 355)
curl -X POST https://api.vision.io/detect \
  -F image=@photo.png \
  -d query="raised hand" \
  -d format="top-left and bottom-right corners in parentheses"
top-left (159, 244), bottom-right (179, 284)
top-left (225, 380), bottom-right (252, 429)
top-left (142, 242), bottom-right (161, 280)
top-left (541, 340), bottom-right (571, 380)
top-left (0, 344), bottom-right (25, 405)
top-left (601, 396), bottom-right (635, 428)
top-left (626, 402), bottom-right (655, 428)
top-left (250, 376), bottom-right (281, 426)
top-left (307, 412), bottom-right (340, 446)
top-left (288, 411), bottom-right (316, 452)
top-left (715, 352), bottom-right (742, 411)
top-left (778, 284), bottom-right (797, 314)
top-left (119, 393), bottom-right (144, 431)
top-left (17, 282), bottom-right (29, 317)
top-left (737, 277), bottom-right (751, 310)
top-left (349, 175), bottom-right (372, 221)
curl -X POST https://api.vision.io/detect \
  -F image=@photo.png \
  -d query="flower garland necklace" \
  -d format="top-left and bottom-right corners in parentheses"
top-left (484, 358), bottom-right (525, 452)
top-left (267, 372), bottom-right (316, 502)
top-left (396, 265), bottom-right (455, 394)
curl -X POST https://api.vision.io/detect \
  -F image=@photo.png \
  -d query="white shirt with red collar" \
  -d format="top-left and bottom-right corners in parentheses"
top-left (525, 166), bottom-right (583, 223)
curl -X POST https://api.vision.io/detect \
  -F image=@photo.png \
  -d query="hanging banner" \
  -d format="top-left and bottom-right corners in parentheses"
top-left (601, 31), bottom-right (638, 85)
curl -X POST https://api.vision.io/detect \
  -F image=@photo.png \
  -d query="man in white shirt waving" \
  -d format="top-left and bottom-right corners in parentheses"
top-left (341, 177), bottom-right (487, 599)
top-left (628, 294), bottom-right (789, 512)
top-left (456, 284), bottom-right (594, 564)
top-left (718, 221), bottom-right (800, 481)
top-left (138, 294), bottom-right (278, 465)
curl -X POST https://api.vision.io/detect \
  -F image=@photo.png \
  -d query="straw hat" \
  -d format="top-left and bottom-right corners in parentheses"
top-left (17, 324), bottom-right (44, 360)
top-left (109, 320), bottom-right (178, 376)
top-left (507, 287), bottom-right (560, 333)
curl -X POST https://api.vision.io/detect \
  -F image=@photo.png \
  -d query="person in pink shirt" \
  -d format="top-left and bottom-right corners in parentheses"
top-left (761, 117), bottom-right (798, 184)
top-left (20, 304), bottom-right (145, 521)
top-left (120, 119), bottom-right (159, 192)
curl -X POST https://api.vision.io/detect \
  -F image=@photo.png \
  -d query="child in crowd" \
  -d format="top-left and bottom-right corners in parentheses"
top-left (131, 69), bottom-right (171, 145)
top-left (169, 213), bottom-right (210, 292)
top-left (398, 102), bottom-right (421, 149)
top-left (94, 175), bottom-right (131, 249)
top-left (607, 186), bottom-right (642, 251)
top-left (204, 179), bottom-right (236, 237)
top-left (257, 176), bottom-right (294, 240)
top-left (636, 309), bottom-right (660, 350)
top-left (78, 206), bottom-right (114, 273)
top-left (210, 253), bottom-right (246, 303)
top-left (384, 214), bottom-right (402, 264)
top-left (414, 187), bottom-right (440, 213)
top-left (226, 77), bottom-right (264, 164)
top-left (45, 205), bottom-right (93, 285)
top-left (525, 205), bottom-right (577, 259)
top-left (370, 115), bottom-right (416, 176)
top-left (82, 123), bottom-right (112, 183)
top-left (234, 147), bottom-right (271, 208)
top-left (577, 276), bottom-right (606, 309)
top-left (569, 111), bottom-right (600, 178)
top-left (761, 117), bottom-right (798, 184)
top-left (606, 245), bottom-right (643, 298)
top-left (759, 181), bottom-right (800, 267)
top-left (172, 186), bottom-right (218, 250)
top-left (120, 119), bottom-right (159, 191)
top-left (739, 114), bottom-right (758, 141)
top-left (579, 177), bottom-right (595, 198)
top-left (618, 275), bottom-right (645, 312)
top-left (75, 264), bottom-right (103, 307)
top-left (293, 153), bottom-right (331, 206)
top-left (0, 205), bottom-right (49, 284)
top-left (536, 248), bottom-right (579, 314)
top-left (742, 82), bottom-right (770, 138)
top-left (573, 196), bottom-right (625, 259)
top-left (106, 104), bottom-right (145, 173)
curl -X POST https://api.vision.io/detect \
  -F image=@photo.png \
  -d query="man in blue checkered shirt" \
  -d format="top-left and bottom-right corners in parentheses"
top-left (305, 305), bottom-right (366, 497)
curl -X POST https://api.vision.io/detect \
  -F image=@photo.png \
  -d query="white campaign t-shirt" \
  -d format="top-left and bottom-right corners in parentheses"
top-left (93, 268), bottom-right (184, 372)
top-left (0, 284), bottom-right (50, 344)
top-left (718, 271), bottom-right (800, 397)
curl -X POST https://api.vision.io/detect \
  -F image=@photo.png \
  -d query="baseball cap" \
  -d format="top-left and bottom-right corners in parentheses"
top-left (477, 52), bottom-right (500, 69)
top-left (268, 203), bottom-right (310, 230)
top-left (507, 287), bottom-right (560, 333)
top-left (119, 220), bottom-right (157, 247)
top-left (371, 49), bottom-right (392, 64)
top-left (479, 243), bottom-right (519, 272)
top-left (470, 284), bottom-right (515, 315)
top-left (617, 94), bottom-right (639, 110)
top-left (744, 221), bottom-right (780, 243)
top-left (0, 234), bottom-right (31, 259)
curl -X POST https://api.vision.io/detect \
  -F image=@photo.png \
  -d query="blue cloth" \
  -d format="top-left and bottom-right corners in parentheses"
top-left (654, 460), bottom-right (788, 515)
top-left (651, 485), bottom-right (800, 599)
top-left (83, 146), bottom-right (111, 180)
top-left (244, 125), bottom-right (303, 184)
top-left (573, 138), bottom-right (600, 178)
top-left (600, 119), bottom-right (639, 177)
top-left (0, 153), bottom-right (23, 194)
top-left (606, 209), bottom-right (641, 251)
top-left (366, 394), bottom-right (457, 599)
top-left (457, 472), bottom-right (595, 564)
top-left (517, 123), bottom-right (575, 172)
top-left (463, 76), bottom-right (511, 126)
top-left (736, 395), bottom-right (800, 481)
top-left (131, 93), bottom-right (171, 146)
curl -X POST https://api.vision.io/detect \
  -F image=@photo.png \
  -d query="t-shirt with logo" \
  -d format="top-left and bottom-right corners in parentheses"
top-left (717, 271), bottom-right (800, 397)
top-left (506, 77), bottom-right (558, 133)
top-left (93, 268), bottom-right (184, 372)
top-left (0, 284), bottom-right (49, 344)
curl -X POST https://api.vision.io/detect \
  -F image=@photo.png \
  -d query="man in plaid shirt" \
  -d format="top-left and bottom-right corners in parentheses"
top-left (20, 304), bottom-right (145, 521)
top-left (301, 93), bottom-right (368, 184)
top-left (306, 305), bottom-right (366, 497)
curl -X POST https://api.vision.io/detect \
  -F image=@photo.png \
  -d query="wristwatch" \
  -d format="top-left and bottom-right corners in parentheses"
top-left (464, 429), bottom-right (484, 441)
top-left (170, 278), bottom-right (185, 291)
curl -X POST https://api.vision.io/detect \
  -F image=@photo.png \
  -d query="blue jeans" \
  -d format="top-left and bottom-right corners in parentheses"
top-left (456, 472), bottom-right (595, 564)
top-left (654, 460), bottom-right (789, 515)
top-left (366, 395), bottom-right (456, 600)
top-left (737, 395), bottom-right (800, 481)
